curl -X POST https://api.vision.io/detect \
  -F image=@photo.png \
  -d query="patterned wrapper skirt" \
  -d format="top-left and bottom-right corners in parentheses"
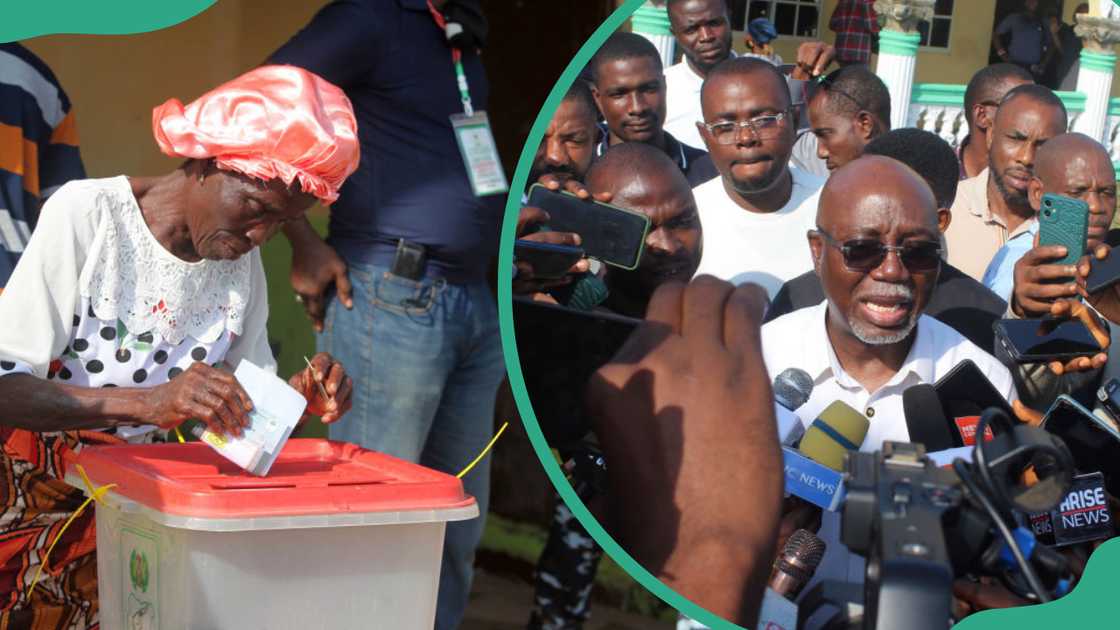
top-left (0, 428), bottom-right (122, 630)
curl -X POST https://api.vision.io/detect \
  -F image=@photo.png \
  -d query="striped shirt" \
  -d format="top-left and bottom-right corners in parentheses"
top-left (0, 43), bottom-right (85, 286)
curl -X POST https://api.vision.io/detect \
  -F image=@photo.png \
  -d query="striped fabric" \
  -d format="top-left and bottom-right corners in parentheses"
top-left (0, 44), bottom-right (85, 287)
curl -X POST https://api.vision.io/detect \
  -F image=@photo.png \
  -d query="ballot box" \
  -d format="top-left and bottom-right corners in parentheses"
top-left (66, 439), bottom-right (478, 629)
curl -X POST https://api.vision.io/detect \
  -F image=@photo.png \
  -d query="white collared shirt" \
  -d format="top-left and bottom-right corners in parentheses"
top-left (760, 300), bottom-right (1018, 596)
top-left (691, 166), bottom-right (825, 298)
top-left (664, 51), bottom-right (747, 151)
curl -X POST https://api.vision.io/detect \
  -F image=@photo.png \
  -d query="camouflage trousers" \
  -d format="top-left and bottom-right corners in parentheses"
top-left (528, 492), bottom-right (604, 630)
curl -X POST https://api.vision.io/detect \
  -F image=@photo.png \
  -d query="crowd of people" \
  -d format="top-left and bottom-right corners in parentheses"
top-left (514, 0), bottom-right (1120, 627)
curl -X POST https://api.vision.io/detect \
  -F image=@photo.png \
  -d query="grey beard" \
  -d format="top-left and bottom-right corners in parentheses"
top-left (848, 283), bottom-right (918, 345)
top-left (850, 315), bottom-right (918, 345)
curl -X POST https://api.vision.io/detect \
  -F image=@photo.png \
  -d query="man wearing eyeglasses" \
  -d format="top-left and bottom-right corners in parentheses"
top-left (691, 57), bottom-right (825, 298)
top-left (761, 155), bottom-right (1016, 598)
top-left (805, 65), bottom-right (891, 173)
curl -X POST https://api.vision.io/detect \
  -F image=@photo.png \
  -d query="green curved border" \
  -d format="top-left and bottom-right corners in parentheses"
top-left (495, 1), bottom-right (741, 628)
top-left (1, 0), bottom-right (215, 41)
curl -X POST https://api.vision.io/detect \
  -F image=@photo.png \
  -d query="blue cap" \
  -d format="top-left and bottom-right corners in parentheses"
top-left (748, 18), bottom-right (778, 44)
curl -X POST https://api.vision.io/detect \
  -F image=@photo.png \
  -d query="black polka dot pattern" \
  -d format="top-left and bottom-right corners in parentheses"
top-left (133, 369), bottom-right (148, 384)
top-left (99, 327), bottom-right (116, 341)
top-left (86, 360), bottom-right (104, 374)
top-left (72, 314), bottom-right (80, 328)
top-left (0, 361), bottom-right (13, 371)
top-left (87, 304), bottom-right (95, 318)
top-left (138, 332), bottom-right (154, 343)
top-left (153, 350), bottom-right (168, 365)
top-left (115, 349), bottom-right (131, 363)
top-left (191, 347), bottom-right (207, 361)
top-left (168, 367), bottom-right (183, 379)
top-left (72, 339), bottom-right (89, 352)
top-left (59, 367), bottom-right (72, 380)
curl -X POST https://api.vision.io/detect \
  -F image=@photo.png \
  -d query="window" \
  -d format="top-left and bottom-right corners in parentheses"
top-left (732, 0), bottom-right (820, 39)
top-left (916, 0), bottom-right (954, 49)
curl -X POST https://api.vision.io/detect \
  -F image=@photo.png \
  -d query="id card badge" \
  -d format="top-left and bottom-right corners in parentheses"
top-left (451, 111), bottom-right (509, 197)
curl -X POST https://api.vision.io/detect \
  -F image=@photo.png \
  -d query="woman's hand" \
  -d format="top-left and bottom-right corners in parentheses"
top-left (290, 352), bottom-right (353, 424)
top-left (147, 363), bottom-right (254, 436)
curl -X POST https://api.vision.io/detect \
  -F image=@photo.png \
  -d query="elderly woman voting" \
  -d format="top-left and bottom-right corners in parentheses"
top-left (0, 66), bottom-right (358, 627)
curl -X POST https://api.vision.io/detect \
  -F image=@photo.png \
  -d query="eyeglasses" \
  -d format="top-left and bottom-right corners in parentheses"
top-left (701, 111), bottom-right (788, 145)
top-left (813, 72), bottom-right (868, 113)
top-left (812, 228), bottom-right (943, 273)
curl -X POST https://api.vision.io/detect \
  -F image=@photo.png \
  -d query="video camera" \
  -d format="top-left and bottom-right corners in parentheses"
top-left (800, 409), bottom-right (1077, 630)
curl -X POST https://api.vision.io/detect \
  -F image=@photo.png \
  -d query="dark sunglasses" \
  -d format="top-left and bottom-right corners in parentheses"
top-left (812, 228), bottom-right (943, 273)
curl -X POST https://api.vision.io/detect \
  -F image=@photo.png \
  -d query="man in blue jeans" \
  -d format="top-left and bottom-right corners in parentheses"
top-left (269, 1), bottom-right (506, 627)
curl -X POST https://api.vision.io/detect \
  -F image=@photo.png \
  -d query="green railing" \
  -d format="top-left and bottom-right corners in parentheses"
top-left (910, 83), bottom-right (1087, 112)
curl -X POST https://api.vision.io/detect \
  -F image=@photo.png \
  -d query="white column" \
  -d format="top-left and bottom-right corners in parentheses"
top-left (873, 0), bottom-right (935, 130)
top-left (1071, 13), bottom-right (1120, 142)
top-left (631, 1), bottom-right (675, 69)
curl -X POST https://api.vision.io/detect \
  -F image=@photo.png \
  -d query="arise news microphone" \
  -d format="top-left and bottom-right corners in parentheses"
top-left (774, 368), bottom-right (813, 446)
top-left (1029, 472), bottom-right (1114, 546)
top-left (782, 401), bottom-right (869, 511)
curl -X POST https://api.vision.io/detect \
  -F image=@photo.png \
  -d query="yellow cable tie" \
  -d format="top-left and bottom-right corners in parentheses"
top-left (173, 426), bottom-right (186, 443)
top-left (457, 422), bottom-right (509, 479)
top-left (28, 464), bottom-right (116, 597)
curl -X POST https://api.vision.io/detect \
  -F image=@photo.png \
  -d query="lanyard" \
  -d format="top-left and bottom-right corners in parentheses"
top-left (427, 0), bottom-right (474, 117)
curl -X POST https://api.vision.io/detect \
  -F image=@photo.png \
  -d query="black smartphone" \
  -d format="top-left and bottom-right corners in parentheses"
top-left (513, 297), bottom-right (641, 445)
top-left (934, 359), bottom-right (1015, 447)
top-left (993, 318), bottom-right (1103, 364)
top-left (390, 239), bottom-right (427, 281)
top-left (514, 240), bottom-right (585, 280)
top-left (1042, 395), bottom-right (1120, 497)
top-left (1086, 246), bottom-right (1120, 294)
top-left (526, 184), bottom-right (651, 270)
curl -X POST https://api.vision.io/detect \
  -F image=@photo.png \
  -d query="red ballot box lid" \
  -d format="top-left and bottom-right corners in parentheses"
top-left (74, 439), bottom-right (474, 519)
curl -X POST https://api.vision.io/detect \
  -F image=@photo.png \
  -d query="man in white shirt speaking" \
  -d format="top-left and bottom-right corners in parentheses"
top-left (761, 155), bottom-right (1017, 601)
top-left (691, 57), bottom-right (826, 297)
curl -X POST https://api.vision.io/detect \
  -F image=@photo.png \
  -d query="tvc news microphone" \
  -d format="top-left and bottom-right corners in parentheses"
top-left (782, 401), bottom-right (869, 511)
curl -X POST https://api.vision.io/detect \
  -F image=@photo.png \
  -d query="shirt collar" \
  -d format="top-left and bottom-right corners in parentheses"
top-left (804, 301), bottom-right (935, 393)
top-left (595, 125), bottom-right (689, 172)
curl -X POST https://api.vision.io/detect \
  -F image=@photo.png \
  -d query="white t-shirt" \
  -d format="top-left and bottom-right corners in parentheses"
top-left (692, 167), bottom-right (825, 297)
top-left (663, 51), bottom-right (781, 152)
top-left (663, 57), bottom-right (710, 151)
top-left (761, 301), bottom-right (1017, 608)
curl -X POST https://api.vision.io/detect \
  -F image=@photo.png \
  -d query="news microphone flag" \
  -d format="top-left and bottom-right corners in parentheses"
top-left (1029, 472), bottom-right (1114, 547)
top-left (782, 447), bottom-right (846, 511)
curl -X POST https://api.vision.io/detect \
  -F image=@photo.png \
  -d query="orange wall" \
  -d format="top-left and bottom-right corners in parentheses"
top-left (22, 1), bottom-right (330, 178)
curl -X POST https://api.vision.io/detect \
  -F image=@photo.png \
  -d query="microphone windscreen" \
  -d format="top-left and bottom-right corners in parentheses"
top-left (903, 384), bottom-right (957, 452)
top-left (799, 401), bottom-right (869, 471)
top-left (783, 529), bottom-right (826, 572)
top-left (774, 367), bottom-right (813, 411)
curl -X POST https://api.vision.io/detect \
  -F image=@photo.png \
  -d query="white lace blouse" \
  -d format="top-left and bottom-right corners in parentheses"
top-left (0, 176), bottom-right (275, 409)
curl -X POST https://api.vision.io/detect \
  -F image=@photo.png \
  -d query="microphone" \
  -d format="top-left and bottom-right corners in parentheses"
top-left (769, 529), bottom-right (827, 599)
top-left (774, 368), bottom-right (813, 446)
top-left (757, 529), bottom-right (827, 630)
top-left (774, 368), bottom-right (813, 411)
top-left (903, 384), bottom-right (958, 452)
top-left (1029, 471), bottom-right (1114, 547)
top-left (782, 401), bottom-right (869, 511)
top-left (933, 360), bottom-right (1014, 446)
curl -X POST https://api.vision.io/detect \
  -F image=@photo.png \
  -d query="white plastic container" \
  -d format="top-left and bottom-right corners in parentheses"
top-left (67, 439), bottom-right (478, 629)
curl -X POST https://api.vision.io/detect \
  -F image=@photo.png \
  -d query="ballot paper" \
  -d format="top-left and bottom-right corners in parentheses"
top-left (195, 360), bottom-right (307, 476)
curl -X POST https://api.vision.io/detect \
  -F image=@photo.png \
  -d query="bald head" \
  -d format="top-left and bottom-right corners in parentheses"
top-left (1031, 133), bottom-right (1118, 248)
top-left (586, 142), bottom-right (691, 202)
top-left (586, 142), bottom-right (702, 298)
top-left (818, 156), bottom-right (938, 233)
top-left (812, 156), bottom-right (942, 348)
top-left (1034, 133), bottom-right (1111, 186)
